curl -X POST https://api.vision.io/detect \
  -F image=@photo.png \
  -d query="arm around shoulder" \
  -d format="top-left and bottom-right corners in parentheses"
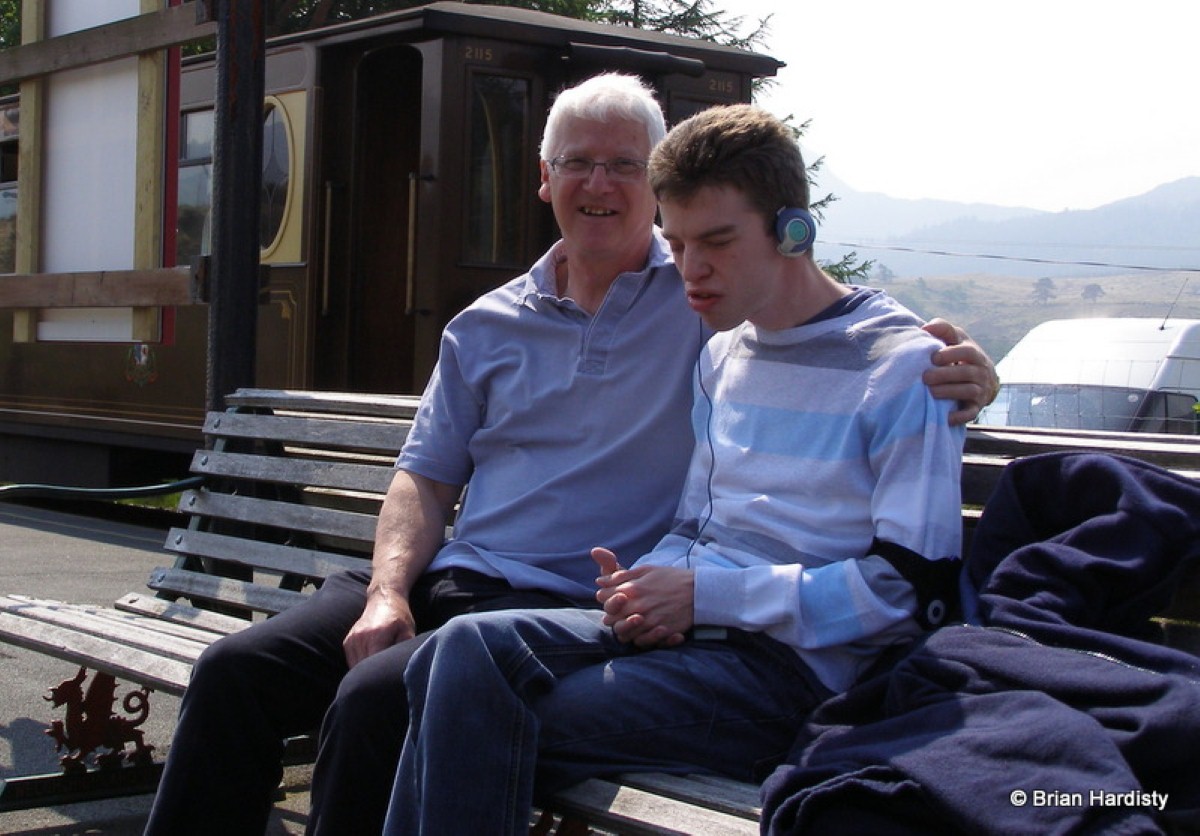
top-left (922, 318), bottom-right (1000, 425)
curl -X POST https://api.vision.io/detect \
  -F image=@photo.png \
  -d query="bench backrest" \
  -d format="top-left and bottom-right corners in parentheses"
top-left (962, 425), bottom-right (1200, 505)
top-left (149, 389), bottom-right (1200, 653)
top-left (147, 389), bottom-right (419, 626)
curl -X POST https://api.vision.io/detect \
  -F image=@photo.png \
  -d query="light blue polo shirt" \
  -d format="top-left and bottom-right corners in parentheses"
top-left (396, 232), bottom-right (706, 602)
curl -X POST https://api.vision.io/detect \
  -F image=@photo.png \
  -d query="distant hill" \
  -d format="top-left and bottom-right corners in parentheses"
top-left (815, 175), bottom-right (1200, 280)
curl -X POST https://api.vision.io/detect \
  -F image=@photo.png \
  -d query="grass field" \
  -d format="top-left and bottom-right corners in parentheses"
top-left (880, 271), bottom-right (1200, 362)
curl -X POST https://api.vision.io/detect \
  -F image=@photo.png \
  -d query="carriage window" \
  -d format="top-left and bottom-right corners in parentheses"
top-left (260, 100), bottom-right (291, 252)
top-left (176, 109), bottom-right (214, 265)
top-left (465, 74), bottom-right (529, 266)
top-left (176, 102), bottom-right (293, 263)
top-left (0, 101), bottom-right (20, 275)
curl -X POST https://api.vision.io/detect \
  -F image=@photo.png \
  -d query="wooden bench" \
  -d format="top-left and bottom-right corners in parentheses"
top-left (0, 388), bottom-right (419, 809)
top-left (2, 392), bottom-right (1199, 832)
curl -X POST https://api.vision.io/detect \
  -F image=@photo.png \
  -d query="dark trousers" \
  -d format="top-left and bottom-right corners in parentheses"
top-left (143, 567), bottom-right (591, 836)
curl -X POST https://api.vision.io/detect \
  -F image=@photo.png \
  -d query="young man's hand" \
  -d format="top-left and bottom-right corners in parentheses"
top-left (592, 548), bottom-right (693, 648)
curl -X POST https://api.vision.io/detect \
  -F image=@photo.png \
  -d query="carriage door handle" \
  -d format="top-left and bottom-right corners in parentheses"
top-left (406, 173), bottom-right (435, 315)
top-left (321, 181), bottom-right (340, 316)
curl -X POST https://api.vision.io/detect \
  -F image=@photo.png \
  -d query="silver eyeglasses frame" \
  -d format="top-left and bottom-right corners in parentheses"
top-left (547, 156), bottom-right (649, 182)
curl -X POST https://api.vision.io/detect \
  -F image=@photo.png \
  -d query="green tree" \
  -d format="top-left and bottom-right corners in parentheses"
top-left (265, 0), bottom-right (767, 42)
top-left (1032, 277), bottom-right (1057, 304)
top-left (599, 0), bottom-right (766, 48)
top-left (0, 0), bottom-right (18, 95)
top-left (272, 0), bottom-right (601, 29)
top-left (0, 1), bottom-right (17, 52)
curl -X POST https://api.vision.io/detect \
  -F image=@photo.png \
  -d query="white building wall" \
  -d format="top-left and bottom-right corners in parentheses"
top-left (39, 0), bottom-right (143, 340)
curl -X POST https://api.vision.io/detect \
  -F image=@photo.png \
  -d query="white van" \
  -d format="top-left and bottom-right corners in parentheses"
top-left (976, 317), bottom-right (1200, 434)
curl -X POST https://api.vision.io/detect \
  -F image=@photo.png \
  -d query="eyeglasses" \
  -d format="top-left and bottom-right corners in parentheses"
top-left (548, 156), bottom-right (649, 183)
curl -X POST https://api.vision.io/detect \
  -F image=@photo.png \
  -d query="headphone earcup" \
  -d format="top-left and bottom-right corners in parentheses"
top-left (775, 207), bottom-right (816, 256)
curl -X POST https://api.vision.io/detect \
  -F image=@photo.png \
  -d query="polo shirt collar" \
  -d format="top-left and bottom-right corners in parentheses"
top-left (518, 232), bottom-right (673, 311)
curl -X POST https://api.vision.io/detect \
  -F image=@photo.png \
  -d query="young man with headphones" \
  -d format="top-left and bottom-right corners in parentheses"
top-left (383, 103), bottom-right (966, 835)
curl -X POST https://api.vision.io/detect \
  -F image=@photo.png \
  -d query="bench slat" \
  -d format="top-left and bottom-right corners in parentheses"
top-left (146, 568), bottom-right (309, 616)
top-left (0, 597), bottom-right (214, 662)
top-left (114, 592), bottom-right (257, 636)
top-left (189, 450), bottom-right (396, 495)
top-left (966, 426), bottom-right (1200, 471)
top-left (178, 490), bottom-right (379, 544)
top-left (549, 777), bottom-right (758, 835)
top-left (63, 601), bottom-right (231, 646)
top-left (223, 388), bottom-right (421, 419)
top-left (617, 772), bottom-right (761, 818)
top-left (0, 610), bottom-right (193, 694)
top-left (164, 527), bottom-right (367, 582)
top-left (203, 411), bottom-right (409, 453)
top-left (7, 595), bottom-right (228, 644)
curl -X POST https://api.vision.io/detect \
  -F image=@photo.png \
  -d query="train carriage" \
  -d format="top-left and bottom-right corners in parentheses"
top-left (0, 1), bottom-right (781, 486)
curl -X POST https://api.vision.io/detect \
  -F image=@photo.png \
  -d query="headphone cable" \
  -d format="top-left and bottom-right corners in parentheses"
top-left (685, 318), bottom-right (718, 567)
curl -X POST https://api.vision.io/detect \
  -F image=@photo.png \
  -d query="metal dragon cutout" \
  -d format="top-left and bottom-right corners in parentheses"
top-left (44, 667), bottom-right (155, 773)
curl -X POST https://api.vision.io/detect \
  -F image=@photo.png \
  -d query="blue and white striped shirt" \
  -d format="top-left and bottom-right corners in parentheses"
top-left (637, 289), bottom-right (965, 691)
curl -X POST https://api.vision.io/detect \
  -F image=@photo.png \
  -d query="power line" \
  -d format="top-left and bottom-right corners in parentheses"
top-left (819, 240), bottom-right (1200, 273)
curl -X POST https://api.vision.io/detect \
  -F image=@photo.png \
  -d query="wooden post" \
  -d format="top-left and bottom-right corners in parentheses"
top-left (206, 0), bottom-right (265, 412)
top-left (12, 0), bottom-right (45, 343)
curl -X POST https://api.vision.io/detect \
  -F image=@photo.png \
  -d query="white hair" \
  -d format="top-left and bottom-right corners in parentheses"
top-left (539, 73), bottom-right (667, 161)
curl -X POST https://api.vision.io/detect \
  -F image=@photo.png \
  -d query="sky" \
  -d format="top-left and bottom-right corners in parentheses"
top-left (728, 0), bottom-right (1200, 212)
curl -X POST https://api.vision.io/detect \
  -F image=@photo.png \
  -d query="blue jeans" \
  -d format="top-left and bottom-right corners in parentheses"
top-left (384, 608), bottom-right (831, 836)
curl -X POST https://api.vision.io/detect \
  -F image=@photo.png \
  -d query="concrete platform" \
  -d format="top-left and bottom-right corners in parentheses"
top-left (0, 502), bottom-right (311, 834)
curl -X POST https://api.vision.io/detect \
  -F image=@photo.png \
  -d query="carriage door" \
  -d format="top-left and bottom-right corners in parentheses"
top-left (314, 44), bottom-right (422, 395)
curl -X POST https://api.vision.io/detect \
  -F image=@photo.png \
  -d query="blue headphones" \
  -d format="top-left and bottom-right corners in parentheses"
top-left (775, 207), bottom-right (817, 256)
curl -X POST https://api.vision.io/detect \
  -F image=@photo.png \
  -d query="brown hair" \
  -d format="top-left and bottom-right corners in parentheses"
top-left (648, 104), bottom-right (809, 235)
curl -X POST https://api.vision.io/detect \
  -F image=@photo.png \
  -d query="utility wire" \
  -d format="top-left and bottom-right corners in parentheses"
top-left (819, 240), bottom-right (1200, 273)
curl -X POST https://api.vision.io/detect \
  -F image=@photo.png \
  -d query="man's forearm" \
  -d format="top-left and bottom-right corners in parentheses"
top-left (368, 469), bottom-right (460, 599)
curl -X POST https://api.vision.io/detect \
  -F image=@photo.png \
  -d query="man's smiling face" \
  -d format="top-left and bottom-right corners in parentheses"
top-left (538, 115), bottom-right (658, 266)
